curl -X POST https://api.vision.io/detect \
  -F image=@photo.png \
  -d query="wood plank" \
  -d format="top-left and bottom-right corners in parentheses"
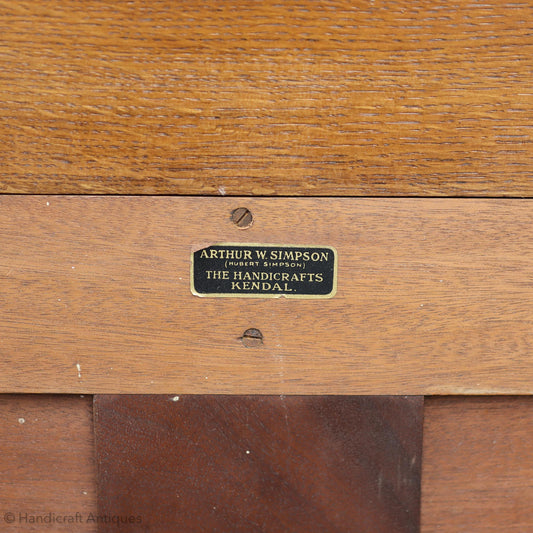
top-left (421, 396), bottom-right (533, 532)
top-left (2, 396), bottom-right (531, 531)
top-left (1, 1), bottom-right (532, 197)
top-left (0, 196), bottom-right (531, 394)
top-left (2, 395), bottom-right (530, 530)
top-left (94, 395), bottom-right (423, 533)
top-left (0, 395), bottom-right (97, 532)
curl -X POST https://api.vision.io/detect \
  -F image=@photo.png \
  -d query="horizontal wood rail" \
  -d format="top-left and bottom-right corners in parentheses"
top-left (1, 0), bottom-right (532, 196)
top-left (0, 196), bottom-right (531, 394)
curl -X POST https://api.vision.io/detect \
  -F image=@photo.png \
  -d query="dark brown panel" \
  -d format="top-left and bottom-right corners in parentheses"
top-left (1, 1), bottom-right (532, 196)
top-left (421, 396), bottom-right (533, 532)
top-left (0, 395), bottom-right (97, 532)
top-left (95, 395), bottom-right (423, 533)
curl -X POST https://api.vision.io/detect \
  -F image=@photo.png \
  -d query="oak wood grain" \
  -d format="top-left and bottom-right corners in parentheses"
top-left (1, 1), bottom-right (532, 196)
top-left (0, 196), bottom-right (531, 394)
top-left (421, 396), bottom-right (533, 532)
top-left (94, 395), bottom-right (423, 533)
top-left (0, 395), bottom-right (97, 533)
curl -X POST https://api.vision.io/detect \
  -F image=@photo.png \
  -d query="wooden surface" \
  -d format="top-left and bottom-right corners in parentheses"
top-left (3, 3), bottom-right (532, 529)
top-left (1, 396), bottom-right (531, 532)
top-left (421, 396), bottom-right (533, 532)
top-left (0, 395), bottom-right (97, 533)
top-left (0, 196), bottom-right (531, 394)
top-left (94, 395), bottom-right (423, 533)
top-left (1, 0), bottom-right (532, 197)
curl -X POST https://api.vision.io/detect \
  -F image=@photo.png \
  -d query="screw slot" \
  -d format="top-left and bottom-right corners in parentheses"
top-left (241, 328), bottom-right (263, 348)
top-left (231, 207), bottom-right (253, 229)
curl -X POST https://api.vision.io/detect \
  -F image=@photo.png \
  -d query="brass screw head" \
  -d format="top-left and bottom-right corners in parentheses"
top-left (231, 207), bottom-right (253, 229)
top-left (241, 328), bottom-right (263, 347)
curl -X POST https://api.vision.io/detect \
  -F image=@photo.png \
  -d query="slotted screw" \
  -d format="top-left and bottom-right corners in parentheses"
top-left (231, 207), bottom-right (253, 228)
top-left (241, 328), bottom-right (263, 347)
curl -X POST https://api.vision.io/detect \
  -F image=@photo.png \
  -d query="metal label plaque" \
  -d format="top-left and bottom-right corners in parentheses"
top-left (191, 244), bottom-right (337, 298)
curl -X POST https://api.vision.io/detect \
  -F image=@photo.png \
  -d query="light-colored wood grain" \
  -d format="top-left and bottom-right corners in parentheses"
top-left (422, 396), bottom-right (533, 532)
top-left (0, 196), bottom-right (531, 394)
top-left (0, 395), bottom-right (97, 533)
top-left (1, 0), bottom-right (532, 196)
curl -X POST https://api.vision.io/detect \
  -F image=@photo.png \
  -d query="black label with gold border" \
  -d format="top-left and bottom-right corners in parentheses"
top-left (191, 244), bottom-right (337, 298)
